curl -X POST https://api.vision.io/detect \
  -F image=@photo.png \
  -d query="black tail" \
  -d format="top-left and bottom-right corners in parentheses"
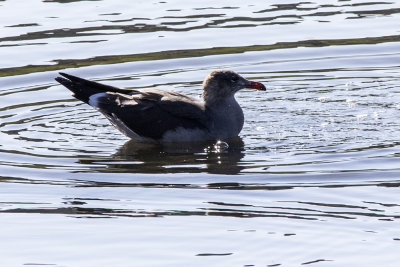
top-left (55, 72), bottom-right (127, 104)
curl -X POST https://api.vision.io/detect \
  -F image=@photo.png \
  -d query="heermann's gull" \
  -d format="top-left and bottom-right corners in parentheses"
top-left (55, 70), bottom-right (266, 142)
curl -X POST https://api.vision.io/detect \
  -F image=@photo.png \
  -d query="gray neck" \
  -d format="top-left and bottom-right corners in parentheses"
top-left (205, 95), bottom-right (244, 139)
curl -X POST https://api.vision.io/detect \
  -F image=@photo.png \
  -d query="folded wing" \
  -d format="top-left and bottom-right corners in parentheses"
top-left (55, 73), bottom-right (208, 140)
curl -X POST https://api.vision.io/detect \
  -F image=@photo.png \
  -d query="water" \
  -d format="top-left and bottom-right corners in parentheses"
top-left (1, 0), bottom-right (400, 266)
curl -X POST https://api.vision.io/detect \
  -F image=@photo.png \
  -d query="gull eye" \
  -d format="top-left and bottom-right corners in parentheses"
top-left (231, 76), bottom-right (239, 83)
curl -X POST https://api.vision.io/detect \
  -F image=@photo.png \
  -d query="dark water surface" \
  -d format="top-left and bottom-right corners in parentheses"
top-left (1, 0), bottom-right (400, 266)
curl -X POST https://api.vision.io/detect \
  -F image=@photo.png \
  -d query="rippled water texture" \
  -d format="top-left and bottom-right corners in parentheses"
top-left (1, 1), bottom-right (400, 266)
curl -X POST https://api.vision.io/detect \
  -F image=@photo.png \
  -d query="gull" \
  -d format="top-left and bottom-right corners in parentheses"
top-left (55, 70), bottom-right (265, 142)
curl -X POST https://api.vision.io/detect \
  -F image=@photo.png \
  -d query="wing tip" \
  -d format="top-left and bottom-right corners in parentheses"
top-left (54, 76), bottom-right (71, 86)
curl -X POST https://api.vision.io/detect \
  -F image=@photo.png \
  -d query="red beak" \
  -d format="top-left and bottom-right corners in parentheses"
top-left (245, 81), bottom-right (266, 91)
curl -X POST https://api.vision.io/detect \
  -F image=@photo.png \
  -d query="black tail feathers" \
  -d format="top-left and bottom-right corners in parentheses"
top-left (55, 72), bottom-right (126, 104)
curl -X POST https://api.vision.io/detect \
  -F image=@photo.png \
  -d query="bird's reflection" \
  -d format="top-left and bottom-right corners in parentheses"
top-left (106, 137), bottom-right (245, 174)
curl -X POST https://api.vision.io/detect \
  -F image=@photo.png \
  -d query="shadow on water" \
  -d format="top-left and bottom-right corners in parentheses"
top-left (78, 137), bottom-right (246, 175)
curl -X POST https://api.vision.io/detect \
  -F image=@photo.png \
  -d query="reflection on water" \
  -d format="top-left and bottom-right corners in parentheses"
top-left (3, 185), bottom-right (400, 220)
top-left (82, 138), bottom-right (246, 175)
top-left (2, 0), bottom-right (400, 76)
top-left (1, 0), bottom-right (400, 266)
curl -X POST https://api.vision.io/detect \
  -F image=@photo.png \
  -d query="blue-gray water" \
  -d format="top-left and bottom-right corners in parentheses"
top-left (1, 1), bottom-right (400, 266)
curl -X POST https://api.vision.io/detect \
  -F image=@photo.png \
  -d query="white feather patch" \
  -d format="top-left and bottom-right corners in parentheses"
top-left (88, 92), bottom-right (107, 108)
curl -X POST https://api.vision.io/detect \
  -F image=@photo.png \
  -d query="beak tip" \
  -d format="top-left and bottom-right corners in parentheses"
top-left (246, 81), bottom-right (266, 91)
